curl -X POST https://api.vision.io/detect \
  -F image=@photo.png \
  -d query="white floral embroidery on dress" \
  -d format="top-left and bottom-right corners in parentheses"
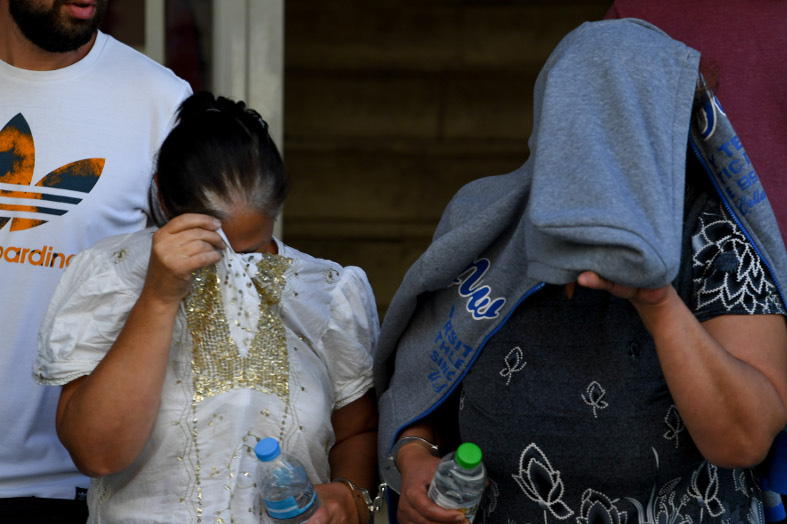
top-left (692, 205), bottom-right (785, 315)
top-left (511, 443), bottom-right (574, 521)
top-left (733, 469), bottom-right (751, 496)
top-left (499, 346), bottom-right (527, 386)
top-left (323, 267), bottom-right (339, 284)
top-left (663, 405), bottom-right (685, 449)
top-left (625, 449), bottom-right (759, 524)
top-left (581, 381), bottom-right (608, 418)
top-left (689, 463), bottom-right (724, 519)
top-left (479, 479), bottom-right (500, 522)
top-left (578, 489), bottom-right (627, 524)
top-left (626, 449), bottom-right (689, 524)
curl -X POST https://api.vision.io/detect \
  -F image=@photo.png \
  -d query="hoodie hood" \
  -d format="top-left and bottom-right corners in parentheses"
top-left (523, 18), bottom-right (699, 288)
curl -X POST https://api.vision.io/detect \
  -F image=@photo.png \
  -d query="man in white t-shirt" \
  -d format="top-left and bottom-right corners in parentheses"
top-left (0, 0), bottom-right (191, 521)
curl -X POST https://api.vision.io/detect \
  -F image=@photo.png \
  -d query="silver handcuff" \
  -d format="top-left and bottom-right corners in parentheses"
top-left (380, 436), bottom-right (440, 495)
top-left (341, 436), bottom-right (440, 523)
top-left (332, 476), bottom-right (387, 524)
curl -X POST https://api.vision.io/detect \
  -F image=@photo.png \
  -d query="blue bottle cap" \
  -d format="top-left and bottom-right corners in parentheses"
top-left (255, 437), bottom-right (281, 462)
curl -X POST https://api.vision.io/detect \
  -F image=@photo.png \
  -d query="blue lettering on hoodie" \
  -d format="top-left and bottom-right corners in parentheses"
top-left (453, 258), bottom-right (506, 320)
top-left (429, 307), bottom-right (475, 393)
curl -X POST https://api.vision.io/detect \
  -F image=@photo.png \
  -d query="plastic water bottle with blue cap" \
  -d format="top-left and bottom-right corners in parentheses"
top-left (428, 442), bottom-right (487, 523)
top-left (255, 437), bottom-right (321, 523)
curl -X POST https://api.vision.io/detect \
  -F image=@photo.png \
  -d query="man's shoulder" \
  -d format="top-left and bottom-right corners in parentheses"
top-left (93, 32), bottom-right (191, 93)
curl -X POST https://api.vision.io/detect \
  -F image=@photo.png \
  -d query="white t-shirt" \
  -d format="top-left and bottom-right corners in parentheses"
top-left (0, 32), bottom-right (191, 499)
top-left (35, 229), bottom-right (379, 523)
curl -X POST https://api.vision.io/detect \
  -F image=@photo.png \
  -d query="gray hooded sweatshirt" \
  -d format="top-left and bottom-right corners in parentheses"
top-left (374, 17), bottom-right (787, 501)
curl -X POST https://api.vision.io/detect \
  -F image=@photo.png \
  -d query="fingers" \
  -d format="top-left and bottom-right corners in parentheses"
top-left (577, 271), bottom-right (671, 305)
top-left (150, 233), bottom-right (220, 276)
top-left (302, 504), bottom-right (329, 524)
top-left (398, 459), bottom-right (466, 524)
top-left (576, 271), bottom-right (605, 290)
top-left (154, 214), bottom-right (225, 266)
top-left (399, 485), bottom-right (466, 524)
top-left (159, 213), bottom-right (226, 251)
top-left (143, 214), bottom-right (227, 305)
top-left (154, 230), bottom-right (221, 267)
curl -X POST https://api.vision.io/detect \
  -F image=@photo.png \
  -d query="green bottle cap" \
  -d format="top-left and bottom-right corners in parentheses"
top-left (455, 442), bottom-right (482, 469)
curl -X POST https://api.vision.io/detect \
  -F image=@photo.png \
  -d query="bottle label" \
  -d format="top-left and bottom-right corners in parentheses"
top-left (264, 486), bottom-right (317, 520)
top-left (464, 504), bottom-right (480, 523)
top-left (428, 488), bottom-right (480, 523)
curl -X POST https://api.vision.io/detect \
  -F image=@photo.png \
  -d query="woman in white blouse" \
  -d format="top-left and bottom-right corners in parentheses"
top-left (35, 91), bottom-right (380, 524)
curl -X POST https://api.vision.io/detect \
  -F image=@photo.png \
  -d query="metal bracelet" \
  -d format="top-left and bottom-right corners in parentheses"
top-left (380, 436), bottom-right (440, 494)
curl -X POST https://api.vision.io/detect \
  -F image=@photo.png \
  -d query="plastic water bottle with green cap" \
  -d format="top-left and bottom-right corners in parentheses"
top-left (428, 442), bottom-right (487, 522)
top-left (255, 437), bottom-right (321, 523)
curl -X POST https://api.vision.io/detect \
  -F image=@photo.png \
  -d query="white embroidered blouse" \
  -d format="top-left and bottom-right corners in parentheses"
top-left (35, 227), bottom-right (379, 524)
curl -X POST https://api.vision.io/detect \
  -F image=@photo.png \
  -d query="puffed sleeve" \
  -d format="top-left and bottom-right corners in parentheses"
top-left (321, 266), bottom-right (380, 409)
top-left (35, 236), bottom-right (148, 386)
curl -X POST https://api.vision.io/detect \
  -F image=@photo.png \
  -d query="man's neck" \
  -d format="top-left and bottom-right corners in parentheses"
top-left (0, 11), bottom-right (96, 71)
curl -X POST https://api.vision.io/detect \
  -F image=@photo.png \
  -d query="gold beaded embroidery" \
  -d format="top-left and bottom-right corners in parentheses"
top-left (185, 254), bottom-right (293, 403)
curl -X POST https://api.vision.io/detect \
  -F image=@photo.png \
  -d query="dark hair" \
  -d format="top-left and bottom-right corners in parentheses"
top-left (150, 91), bottom-right (289, 226)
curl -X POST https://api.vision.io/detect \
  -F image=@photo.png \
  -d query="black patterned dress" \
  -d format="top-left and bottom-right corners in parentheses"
top-left (458, 190), bottom-right (785, 524)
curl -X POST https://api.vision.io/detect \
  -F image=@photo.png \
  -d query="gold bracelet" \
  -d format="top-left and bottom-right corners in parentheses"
top-left (332, 477), bottom-right (373, 524)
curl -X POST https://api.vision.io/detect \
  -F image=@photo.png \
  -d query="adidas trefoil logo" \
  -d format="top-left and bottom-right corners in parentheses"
top-left (0, 113), bottom-right (105, 232)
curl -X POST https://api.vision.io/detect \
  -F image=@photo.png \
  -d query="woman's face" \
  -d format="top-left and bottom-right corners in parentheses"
top-left (221, 210), bottom-right (277, 254)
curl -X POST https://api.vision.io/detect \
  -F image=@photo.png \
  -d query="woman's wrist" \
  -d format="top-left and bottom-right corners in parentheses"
top-left (380, 431), bottom-right (441, 494)
top-left (332, 477), bottom-right (373, 524)
top-left (136, 285), bottom-right (183, 315)
top-left (631, 285), bottom-right (683, 334)
top-left (394, 436), bottom-right (440, 478)
top-left (395, 436), bottom-right (439, 462)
